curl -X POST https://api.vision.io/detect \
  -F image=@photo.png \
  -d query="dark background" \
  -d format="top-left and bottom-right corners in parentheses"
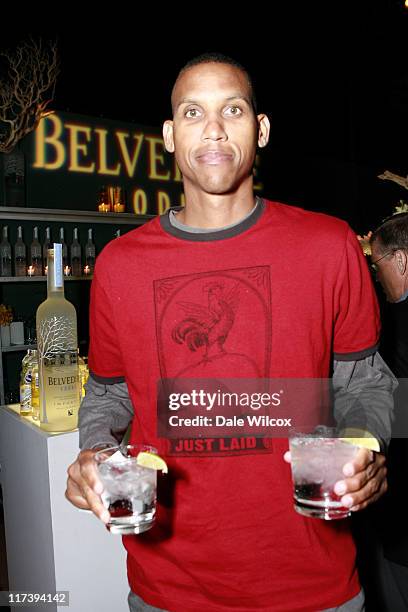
top-left (0, 5), bottom-right (407, 606)
top-left (1, 1), bottom-right (407, 233)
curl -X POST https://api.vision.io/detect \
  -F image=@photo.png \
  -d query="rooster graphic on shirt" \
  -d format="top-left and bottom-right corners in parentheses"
top-left (171, 282), bottom-right (240, 359)
top-left (154, 266), bottom-right (271, 380)
top-left (154, 266), bottom-right (274, 456)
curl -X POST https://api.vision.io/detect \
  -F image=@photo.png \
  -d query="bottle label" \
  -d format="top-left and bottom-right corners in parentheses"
top-left (41, 361), bottom-right (80, 417)
top-left (20, 384), bottom-right (32, 409)
top-left (31, 371), bottom-right (40, 412)
top-left (53, 243), bottom-right (63, 288)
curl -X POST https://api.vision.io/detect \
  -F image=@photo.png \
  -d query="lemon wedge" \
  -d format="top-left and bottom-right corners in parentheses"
top-left (136, 451), bottom-right (168, 473)
top-left (339, 428), bottom-right (380, 452)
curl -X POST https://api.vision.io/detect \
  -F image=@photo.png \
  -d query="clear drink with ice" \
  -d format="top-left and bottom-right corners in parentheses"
top-left (289, 428), bottom-right (359, 520)
top-left (95, 445), bottom-right (157, 534)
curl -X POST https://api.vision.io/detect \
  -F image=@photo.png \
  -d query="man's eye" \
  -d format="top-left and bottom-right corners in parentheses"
top-left (185, 108), bottom-right (201, 118)
top-left (225, 106), bottom-right (242, 116)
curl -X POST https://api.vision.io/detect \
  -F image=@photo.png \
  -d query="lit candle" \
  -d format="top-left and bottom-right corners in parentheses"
top-left (113, 203), bottom-right (125, 213)
top-left (27, 266), bottom-right (35, 277)
top-left (45, 265), bottom-right (48, 275)
top-left (84, 265), bottom-right (90, 276)
top-left (64, 265), bottom-right (71, 276)
top-left (98, 203), bottom-right (110, 213)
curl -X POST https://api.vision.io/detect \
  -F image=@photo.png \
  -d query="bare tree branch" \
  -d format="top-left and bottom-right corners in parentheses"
top-left (38, 316), bottom-right (76, 360)
top-left (0, 37), bottom-right (59, 153)
top-left (378, 170), bottom-right (408, 191)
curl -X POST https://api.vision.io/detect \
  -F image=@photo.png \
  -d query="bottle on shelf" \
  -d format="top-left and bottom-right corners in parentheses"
top-left (19, 349), bottom-right (38, 417)
top-left (30, 226), bottom-right (42, 276)
top-left (36, 243), bottom-right (81, 432)
top-left (31, 361), bottom-right (40, 420)
top-left (70, 227), bottom-right (82, 277)
top-left (97, 185), bottom-right (111, 213)
top-left (85, 228), bottom-right (96, 274)
top-left (42, 227), bottom-right (53, 274)
top-left (14, 226), bottom-right (27, 277)
top-left (58, 227), bottom-right (69, 271)
top-left (78, 352), bottom-right (89, 399)
top-left (0, 226), bottom-right (12, 277)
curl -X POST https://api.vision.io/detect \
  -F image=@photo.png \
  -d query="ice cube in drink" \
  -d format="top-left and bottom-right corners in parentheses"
top-left (289, 433), bottom-right (359, 520)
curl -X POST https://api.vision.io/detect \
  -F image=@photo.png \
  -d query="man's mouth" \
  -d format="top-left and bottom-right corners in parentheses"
top-left (196, 151), bottom-right (233, 165)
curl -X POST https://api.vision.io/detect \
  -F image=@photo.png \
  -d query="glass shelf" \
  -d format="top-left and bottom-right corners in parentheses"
top-left (0, 276), bottom-right (93, 283)
top-left (1, 344), bottom-right (37, 353)
top-left (0, 206), bottom-right (155, 226)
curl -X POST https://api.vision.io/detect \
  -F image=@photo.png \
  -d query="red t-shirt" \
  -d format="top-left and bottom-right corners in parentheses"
top-left (88, 200), bottom-right (380, 612)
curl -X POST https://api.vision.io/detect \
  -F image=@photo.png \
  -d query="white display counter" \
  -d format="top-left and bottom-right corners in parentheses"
top-left (0, 405), bottom-right (129, 612)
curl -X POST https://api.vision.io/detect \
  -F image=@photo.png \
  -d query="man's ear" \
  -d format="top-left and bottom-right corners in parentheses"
top-left (396, 250), bottom-right (408, 275)
top-left (163, 120), bottom-right (175, 153)
top-left (257, 114), bottom-right (270, 149)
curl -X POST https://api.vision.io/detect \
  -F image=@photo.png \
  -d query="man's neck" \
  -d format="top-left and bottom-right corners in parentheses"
top-left (177, 185), bottom-right (256, 229)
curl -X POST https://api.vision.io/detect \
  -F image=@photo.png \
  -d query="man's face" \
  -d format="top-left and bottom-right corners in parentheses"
top-left (163, 62), bottom-right (269, 197)
top-left (370, 240), bottom-right (404, 302)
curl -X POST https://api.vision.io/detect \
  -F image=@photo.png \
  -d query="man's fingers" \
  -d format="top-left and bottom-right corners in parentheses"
top-left (345, 470), bottom-right (388, 512)
top-left (78, 456), bottom-right (104, 495)
top-left (66, 481), bottom-right (109, 523)
top-left (65, 477), bottom-right (91, 510)
top-left (65, 450), bottom-right (110, 523)
top-left (342, 447), bottom-right (375, 477)
top-left (67, 449), bottom-right (104, 495)
top-left (335, 454), bottom-right (387, 510)
top-left (338, 456), bottom-right (383, 493)
top-left (80, 483), bottom-right (110, 523)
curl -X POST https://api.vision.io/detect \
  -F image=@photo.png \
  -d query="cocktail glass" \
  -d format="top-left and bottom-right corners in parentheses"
top-left (94, 444), bottom-right (157, 534)
top-left (289, 426), bottom-right (359, 520)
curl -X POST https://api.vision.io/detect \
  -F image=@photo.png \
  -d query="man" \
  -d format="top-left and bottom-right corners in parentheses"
top-left (66, 54), bottom-right (395, 611)
top-left (367, 214), bottom-right (408, 610)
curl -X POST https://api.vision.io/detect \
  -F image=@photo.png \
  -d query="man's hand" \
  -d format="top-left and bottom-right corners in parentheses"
top-left (333, 448), bottom-right (387, 512)
top-left (65, 449), bottom-right (110, 523)
top-left (284, 448), bottom-right (387, 512)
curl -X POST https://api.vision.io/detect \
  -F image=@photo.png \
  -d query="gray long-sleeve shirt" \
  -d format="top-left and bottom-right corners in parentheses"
top-left (79, 352), bottom-right (397, 452)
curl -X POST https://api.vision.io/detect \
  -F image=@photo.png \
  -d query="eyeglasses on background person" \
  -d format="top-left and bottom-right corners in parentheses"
top-left (370, 251), bottom-right (395, 273)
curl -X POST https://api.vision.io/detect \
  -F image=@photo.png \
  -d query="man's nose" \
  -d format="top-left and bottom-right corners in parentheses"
top-left (201, 116), bottom-right (227, 141)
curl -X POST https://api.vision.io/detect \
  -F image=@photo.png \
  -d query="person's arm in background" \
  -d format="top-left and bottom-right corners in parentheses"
top-left (332, 351), bottom-right (397, 452)
top-left (329, 351), bottom-right (397, 512)
top-left (329, 225), bottom-right (394, 511)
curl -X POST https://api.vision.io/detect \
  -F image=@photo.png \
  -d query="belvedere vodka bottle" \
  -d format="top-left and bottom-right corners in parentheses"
top-left (36, 244), bottom-right (81, 432)
top-left (14, 226), bottom-right (27, 277)
top-left (0, 226), bottom-right (12, 276)
top-left (70, 227), bottom-right (82, 277)
top-left (58, 227), bottom-right (69, 269)
top-left (85, 228), bottom-right (95, 274)
top-left (30, 226), bottom-right (42, 276)
top-left (42, 227), bottom-right (52, 274)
